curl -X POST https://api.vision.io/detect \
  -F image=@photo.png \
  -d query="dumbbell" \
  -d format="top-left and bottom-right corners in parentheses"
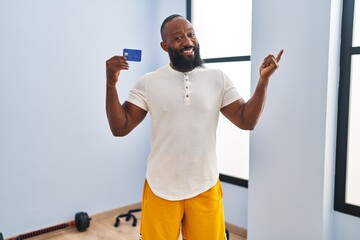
top-left (1, 212), bottom-right (90, 240)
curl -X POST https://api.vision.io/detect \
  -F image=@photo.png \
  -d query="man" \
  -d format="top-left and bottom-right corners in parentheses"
top-left (106, 14), bottom-right (283, 240)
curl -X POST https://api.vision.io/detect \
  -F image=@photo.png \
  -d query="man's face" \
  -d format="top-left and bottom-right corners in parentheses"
top-left (161, 17), bottom-right (203, 72)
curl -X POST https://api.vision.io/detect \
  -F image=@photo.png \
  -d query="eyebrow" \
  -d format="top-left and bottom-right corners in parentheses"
top-left (171, 28), bottom-right (195, 37)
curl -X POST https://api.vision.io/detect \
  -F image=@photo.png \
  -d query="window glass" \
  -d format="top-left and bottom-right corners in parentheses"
top-left (192, 0), bottom-right (252, 58)
top-left (353, 0), bottom-right (360, 46)
top-left (191, 0), bottom-right (252, 182)
top-left (205, 62), bottom-right (251, 180)
top-left (346, 55), bottom-right (360, 206)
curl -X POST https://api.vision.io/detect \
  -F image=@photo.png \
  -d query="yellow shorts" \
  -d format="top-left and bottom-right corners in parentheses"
top-left (140, 179), bottom-right (226, 240)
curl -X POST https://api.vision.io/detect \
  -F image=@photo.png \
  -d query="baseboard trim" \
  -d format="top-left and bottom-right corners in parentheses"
top-left (225, 221), bottom-right (247, 239)
top-left (91, 202), bottom-right (142, 221)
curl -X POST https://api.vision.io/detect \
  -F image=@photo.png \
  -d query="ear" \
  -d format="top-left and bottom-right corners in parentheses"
top-left (160, 41), bottom-right (169, 52)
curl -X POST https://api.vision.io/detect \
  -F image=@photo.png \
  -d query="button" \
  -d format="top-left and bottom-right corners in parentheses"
top-left (184, 73), bottom-right (190, 105)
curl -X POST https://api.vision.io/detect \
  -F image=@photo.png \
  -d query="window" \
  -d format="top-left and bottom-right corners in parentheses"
top-left (334, 0), bottom-right (360, 217)
top-left (187, 0), bottom-right (252, 186)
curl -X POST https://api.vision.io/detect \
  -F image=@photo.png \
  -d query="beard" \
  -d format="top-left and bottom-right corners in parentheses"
top-left (168, 45), bottom-right (203, 72)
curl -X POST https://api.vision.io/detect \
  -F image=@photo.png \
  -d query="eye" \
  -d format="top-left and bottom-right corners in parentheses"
top-left (174, 36), bottom-right (182, 41)
top-left (188, 33), bottom-right (196, 38)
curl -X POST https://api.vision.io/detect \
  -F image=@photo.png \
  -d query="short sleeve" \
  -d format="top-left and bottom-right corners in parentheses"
top-left (221, 71), bottom-right (242, 108)
top-left (126, 74), bottom-right (148, 111)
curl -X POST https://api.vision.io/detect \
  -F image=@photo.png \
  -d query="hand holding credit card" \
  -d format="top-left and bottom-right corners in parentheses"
top-left (123, 48), bottom-right (142, 62)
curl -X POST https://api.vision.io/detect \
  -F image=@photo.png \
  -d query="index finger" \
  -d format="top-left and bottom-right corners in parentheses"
top-left (276, 49), bottom-right (284, 62)
top-left (115, 55), bottom-right (128, 62)
top-left (108, 55), bottom-right (127, 61)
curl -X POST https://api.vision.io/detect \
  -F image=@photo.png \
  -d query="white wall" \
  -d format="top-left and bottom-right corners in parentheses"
top-left (223, 0), bottom-right (360, 238)
top-left (222, 182), bottom-right (248, 228)
top-left (248, 0), bottom-right (343, 239)
top-left (0, 0), bottom-right (157, 237)
top-left (334, 212), bottom-right (360, 240)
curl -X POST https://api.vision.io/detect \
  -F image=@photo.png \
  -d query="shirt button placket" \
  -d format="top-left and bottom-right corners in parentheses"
top-left (184, 73), bottom-right (190, 105)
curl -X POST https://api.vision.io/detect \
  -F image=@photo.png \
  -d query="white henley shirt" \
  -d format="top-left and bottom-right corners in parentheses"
top-left (126, 64), bottom-right (241, 200)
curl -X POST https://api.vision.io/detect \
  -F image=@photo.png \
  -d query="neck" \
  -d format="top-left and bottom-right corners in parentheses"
top-left (170, 63), bottom-right (196, 73)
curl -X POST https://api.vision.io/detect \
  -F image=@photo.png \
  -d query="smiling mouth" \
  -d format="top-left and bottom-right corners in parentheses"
top-left (182, 47), bottom-right (194, 56)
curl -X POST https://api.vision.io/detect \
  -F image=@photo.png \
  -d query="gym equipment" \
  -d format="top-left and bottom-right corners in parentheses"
top-left (226, 228), bottom-right (230, 240)
top-left (74, 212), bottom-right (91, 232)
top-left (1, 212), bottom-right (90, 240)
top-left (114, 208), bottom-right (141, 227)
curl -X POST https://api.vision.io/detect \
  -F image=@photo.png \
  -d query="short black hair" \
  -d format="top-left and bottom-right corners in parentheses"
top-left (160, 14), bottom-right (184, 41)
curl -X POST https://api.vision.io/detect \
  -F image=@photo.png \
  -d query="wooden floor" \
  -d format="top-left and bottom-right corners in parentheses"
top-left (8, 203), bottom-right (246, 240)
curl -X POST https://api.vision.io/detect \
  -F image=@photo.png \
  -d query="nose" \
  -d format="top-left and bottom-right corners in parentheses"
top-left (182, 35), bottom-right (193, 46)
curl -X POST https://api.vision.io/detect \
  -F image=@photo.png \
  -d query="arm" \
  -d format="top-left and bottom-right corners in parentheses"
top-left (106, 56), bottom-right (147, 136)
top-left (220, 50), bottom-right (284, 130)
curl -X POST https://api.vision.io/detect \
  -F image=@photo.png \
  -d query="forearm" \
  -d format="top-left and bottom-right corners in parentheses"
top-left (241, 77), bottom-right (269, 129)
top-left (106, 85), bottom-right (129, 136)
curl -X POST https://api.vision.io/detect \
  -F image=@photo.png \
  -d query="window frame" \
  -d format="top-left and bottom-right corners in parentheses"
top-left (187, 0), bottom-right (250, 188)
top-left (334, 0), bottom-right (360, 218)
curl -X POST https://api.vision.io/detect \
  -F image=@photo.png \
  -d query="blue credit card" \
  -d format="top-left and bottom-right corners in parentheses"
top-left (123, 48), bottom-right (142, 62)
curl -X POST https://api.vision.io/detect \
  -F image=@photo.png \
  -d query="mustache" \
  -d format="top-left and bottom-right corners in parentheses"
top-left (179, 46), bottom-right (195, 52)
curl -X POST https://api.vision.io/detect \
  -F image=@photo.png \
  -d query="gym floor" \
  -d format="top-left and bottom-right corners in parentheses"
top-left (7, 203), bottom-right (246, 240)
